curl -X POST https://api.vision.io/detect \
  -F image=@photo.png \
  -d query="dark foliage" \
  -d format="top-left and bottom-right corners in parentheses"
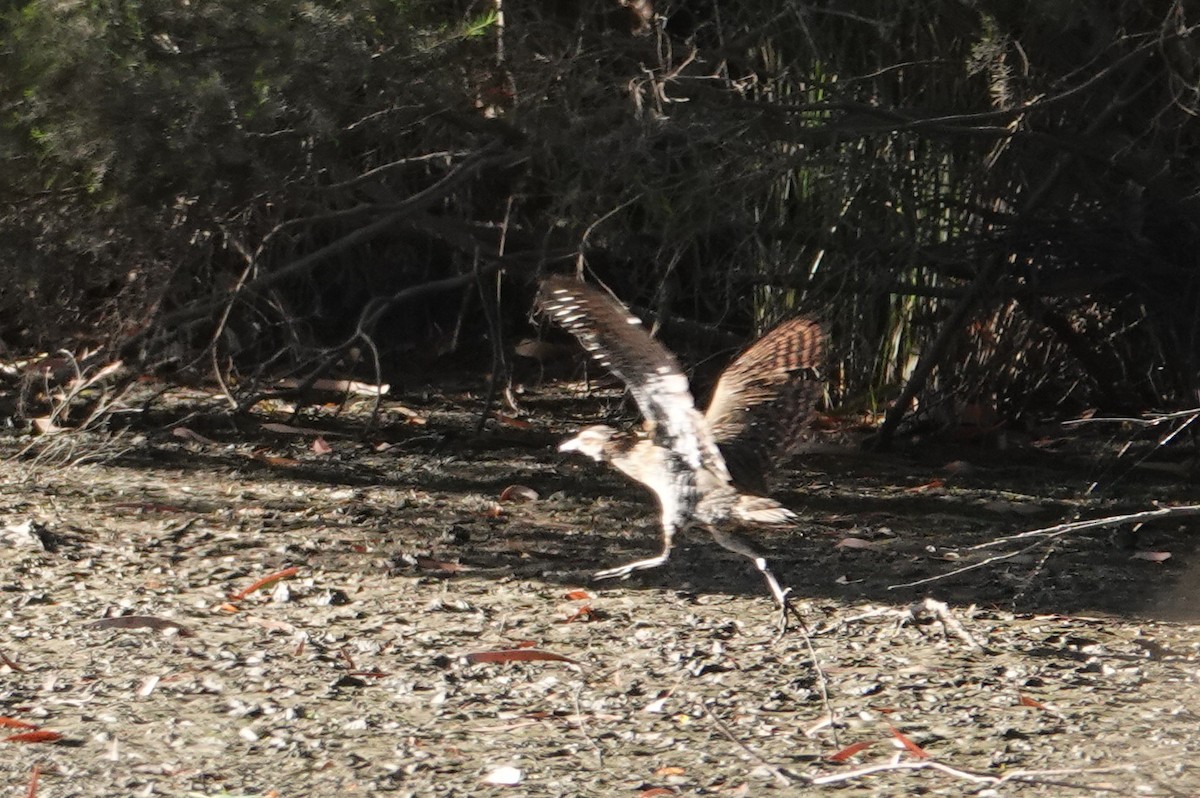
top-left (1, 0), bottom-right (1197, 430)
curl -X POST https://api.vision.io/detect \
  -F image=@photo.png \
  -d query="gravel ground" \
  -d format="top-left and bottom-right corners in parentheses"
top-left (2, 386), bottom-right (1199, 796)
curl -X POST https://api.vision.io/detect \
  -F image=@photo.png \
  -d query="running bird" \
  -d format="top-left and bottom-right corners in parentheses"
top-left (537, 275), bottom-right (824, 624)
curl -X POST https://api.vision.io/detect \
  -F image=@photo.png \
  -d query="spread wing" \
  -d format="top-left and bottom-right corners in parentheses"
top-left (537, 276), bottom-right (729, 480)
top-left (704, 317), bottom-right (824, 492)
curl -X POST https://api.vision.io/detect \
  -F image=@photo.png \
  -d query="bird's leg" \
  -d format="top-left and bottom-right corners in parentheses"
top-left (594, 522), bottom-right (674, 580)
top-left (706, 526), bottom-right (802, 635)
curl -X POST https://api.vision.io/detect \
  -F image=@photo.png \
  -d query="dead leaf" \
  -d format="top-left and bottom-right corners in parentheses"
top-left (394, 405), bottom-right (427, 425)
top-left (322, 378), bottom-right (388, 396)
top-left (311, 436), bottom-right (333, 455)
top-left (229, 566), bottom-right (302, 600)
top-left (826, 741), bottom-right (873, 762)
top-left (0, 718), bottom-right (38, 730)
top-left (3, 731), bottom-right (62, 744)
top-left (835, 537), bottom-right (877, 550)
top-left (466, 649), bottom-right (579, 665)
top-left (172, 426), bottom-right (218, 445)
top-left (1018, 693), bottom-right (1048, 709)
top-left (1132, 551), bottom-right (1171, 563)
top-left (88, 615), bottom-right (194, 637)
top-left (245, 616), bottom-right (298, 634)
top-left (561, 605), bottom-right (596, 623)
top-left (904, 479), bottom-right (944, 492)
top-left (31, 416), bottom-right (65, 434)
top-left (638, 789), bottom-right (676, 798)
top-left (499, 485), bottom-right (539, 503)
top-left (563, 589), bottom-right (592, 601)
top-left (261, 422), bottom-right (326, 436)
top-left (492, 413), bottom-right (532, 429)
top-left (888, 725), bottom-right (930, 758)
top-left (247, 450), bottom-right (301, 467)
top-left (413, 556), bottom-right (468, 573)
top-left (653, 766), bottom-right (685, 777)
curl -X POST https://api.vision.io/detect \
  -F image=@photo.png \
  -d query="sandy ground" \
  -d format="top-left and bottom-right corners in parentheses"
top-left (2, 385), bottom-right (1199, 796)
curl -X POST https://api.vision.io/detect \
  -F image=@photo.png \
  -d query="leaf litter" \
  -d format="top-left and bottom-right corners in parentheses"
top-left (0, 387), bottom-right (1199, 795)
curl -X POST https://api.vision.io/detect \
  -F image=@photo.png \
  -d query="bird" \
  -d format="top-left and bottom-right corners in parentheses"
top-left (537, 275), bottom-right (824, 627)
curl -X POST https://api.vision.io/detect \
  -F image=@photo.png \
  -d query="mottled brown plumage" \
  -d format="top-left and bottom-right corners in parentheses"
top-left (706, 316), bottom-right (825, 493)
top-left (537, 275), bottom-right (825, 624)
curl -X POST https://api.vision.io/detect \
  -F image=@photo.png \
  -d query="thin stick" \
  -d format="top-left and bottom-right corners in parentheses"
top-left (971, 505), bottom-right (1200, 551)
top-left (810, 756), bottom-right (1145, 793)
top-left (701, 701), bottom-right (793, 787)
top-left (889, 505), bottom-right (1200, 590)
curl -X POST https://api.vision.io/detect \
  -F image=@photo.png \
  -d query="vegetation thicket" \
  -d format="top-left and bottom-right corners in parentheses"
top-left (2, 1), bottom-right (1197, 436)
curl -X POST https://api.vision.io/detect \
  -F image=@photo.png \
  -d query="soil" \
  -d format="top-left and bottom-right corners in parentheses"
top-left (2, 382), bottom-right (1199, 797)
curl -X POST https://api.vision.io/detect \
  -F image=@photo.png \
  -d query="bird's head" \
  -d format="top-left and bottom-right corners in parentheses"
top-left (557, 425), bottom-right (617, 462)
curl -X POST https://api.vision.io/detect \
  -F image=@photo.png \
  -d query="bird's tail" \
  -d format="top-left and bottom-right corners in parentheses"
top-left (732, 494), bottom-right (797, 525)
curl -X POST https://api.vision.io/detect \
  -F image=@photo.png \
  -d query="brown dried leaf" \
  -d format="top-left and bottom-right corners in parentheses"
top-left (247, 450), bottom-right (301, 467)
top-left (826, 741), bottom-right (873, 762)
top-left (835, 537), bottom-right (877, 550)
top-left (230, 566), bottom-right (302, 600)
top-left (561, 605), bottom-right (596, 623)
top-left (172, 426), bottom-right (217, 445)
top-left (492, 413), bottom-right (532, 429)
top-left (888, 725), bottom-right (930, 758)
top-left (261, 422), bottom-right (326, 436)
top-left (394, 405), bottom-right (427, 425)
top-left (0, 718), bottom-right (38, 730)
top-left (414, 556), bottom-right (468, 573)
top-left (466, 649), bottom-right (579, 665)
top-left (3, 731), bottom-right (62, 744)
top-left (1018, 693), bottom-right (1049, 709)
top-left (88, 615), bottom-right (194, 637)
top-left (499, 485), bottom-right (539, 503)
top-left (311, 436), bottom-right (333, 455)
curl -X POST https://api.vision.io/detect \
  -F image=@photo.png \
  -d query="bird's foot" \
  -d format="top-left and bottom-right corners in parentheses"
top-left (593, 554), bottom-right (669, 580)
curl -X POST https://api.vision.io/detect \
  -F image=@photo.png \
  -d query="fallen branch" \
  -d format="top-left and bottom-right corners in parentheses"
top-left (889, 504), bottom-right (1200, 590)
top-left (971, 504), bottom-right (1200, 551)
top-left (809, 756), bottom-right (1141, 792)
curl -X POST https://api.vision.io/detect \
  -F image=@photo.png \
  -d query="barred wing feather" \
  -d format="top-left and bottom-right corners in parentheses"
top-left (704, 317), bottom-right (824, 491)
top-left (537, 276), bottom-right (729, 481)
